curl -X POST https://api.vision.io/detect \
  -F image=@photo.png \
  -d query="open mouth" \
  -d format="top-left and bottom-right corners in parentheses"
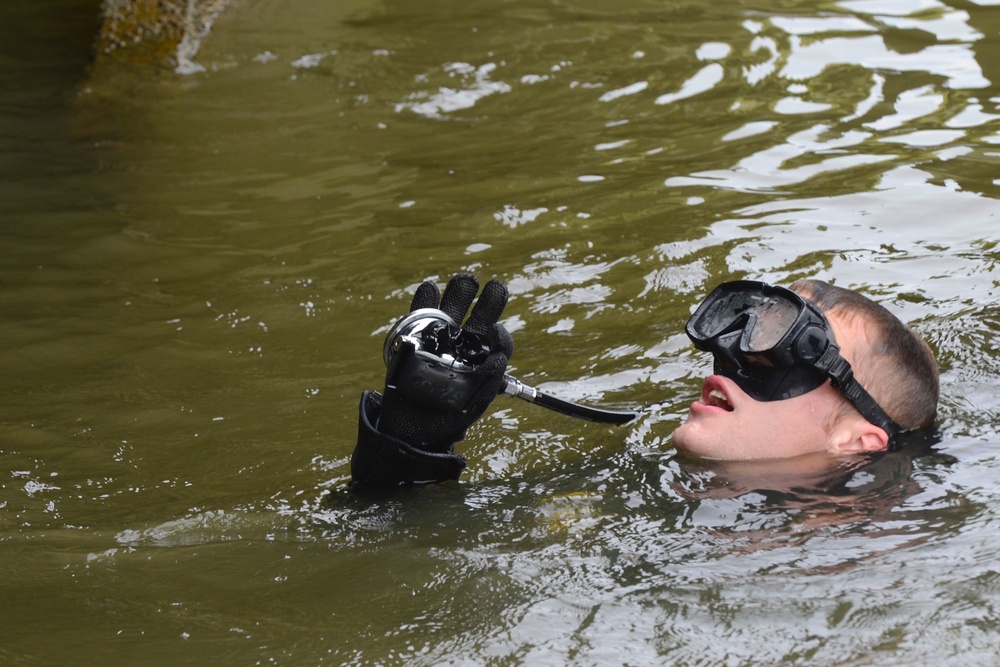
top-left (704, 386), bottom-right (734, 412)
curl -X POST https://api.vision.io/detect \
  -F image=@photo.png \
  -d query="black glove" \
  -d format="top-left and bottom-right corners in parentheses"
top-left (351, 273), bottom-right (515, 486)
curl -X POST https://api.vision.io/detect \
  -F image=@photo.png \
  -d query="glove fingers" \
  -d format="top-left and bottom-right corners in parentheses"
top-left (439, 273), bottom-right (479, 324)
top-left (410, 281), bottom-right (441, 312)
top-left (465, 279), bottom-right (508, 335)
top-left (462, 352), bottom-right (510, 422)
top-left (491, 322), bottom-right (515, 360)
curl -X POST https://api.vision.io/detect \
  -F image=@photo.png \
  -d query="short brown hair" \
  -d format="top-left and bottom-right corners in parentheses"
top-left (790, 279), bottom-right (939, 431)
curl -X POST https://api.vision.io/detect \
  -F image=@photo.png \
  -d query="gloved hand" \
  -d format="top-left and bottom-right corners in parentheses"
top-left (351, 273), bottom-right (515, 486)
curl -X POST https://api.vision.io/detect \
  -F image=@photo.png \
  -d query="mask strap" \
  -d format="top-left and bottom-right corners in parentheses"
top-left (815, 347), bottom-right (904, 445)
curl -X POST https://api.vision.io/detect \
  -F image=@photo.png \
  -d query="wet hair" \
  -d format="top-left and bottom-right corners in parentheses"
top-left (790, 279), bottom-right (939, 432)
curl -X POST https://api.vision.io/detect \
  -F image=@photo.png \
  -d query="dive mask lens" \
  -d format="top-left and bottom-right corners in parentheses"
top-left (687, 281), bottom-right (802, 354)
top-left (743, 295), bottom-right (801, 351)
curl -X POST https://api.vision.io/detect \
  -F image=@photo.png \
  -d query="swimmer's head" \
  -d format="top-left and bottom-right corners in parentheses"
top-left (673, 280), bottom-right (938, 461)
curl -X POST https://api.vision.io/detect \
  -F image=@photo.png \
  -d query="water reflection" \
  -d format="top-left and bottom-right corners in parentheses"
top-left (305, 434), bottom-right (977, 665)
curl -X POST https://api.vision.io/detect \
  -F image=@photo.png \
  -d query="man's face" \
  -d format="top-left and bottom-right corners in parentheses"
top-left (672, 308), bottom-right (864, 461)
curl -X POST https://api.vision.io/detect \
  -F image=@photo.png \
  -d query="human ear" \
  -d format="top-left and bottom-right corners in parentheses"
top-left (832, 422), bottom-right (889, 455)
top-left (856, 427), bottom-right (889, 453)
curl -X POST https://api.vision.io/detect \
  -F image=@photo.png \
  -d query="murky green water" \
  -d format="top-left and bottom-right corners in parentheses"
top-left (3, 0), bottom-right (1000, 664)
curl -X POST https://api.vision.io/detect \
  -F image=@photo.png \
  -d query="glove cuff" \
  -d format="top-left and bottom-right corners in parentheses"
top-left (351, 390), bottom-right (467, 486)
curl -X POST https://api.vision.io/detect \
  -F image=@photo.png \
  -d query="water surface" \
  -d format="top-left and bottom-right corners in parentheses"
top-left (3, 0), bottom-right (1000, 664)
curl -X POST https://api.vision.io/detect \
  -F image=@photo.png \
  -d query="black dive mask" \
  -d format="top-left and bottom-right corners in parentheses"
top-left (685, 280), bottom-right (903, 442)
